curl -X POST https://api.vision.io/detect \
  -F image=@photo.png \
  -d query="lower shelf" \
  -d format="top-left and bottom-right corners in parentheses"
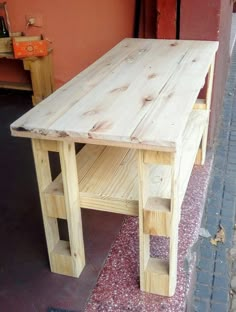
top-left (44, 145), bottom-right (139, 217)
top-left (42, 110), bottom-right (208, 221)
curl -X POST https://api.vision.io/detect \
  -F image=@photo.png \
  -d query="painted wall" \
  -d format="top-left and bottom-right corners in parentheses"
top-left (180, 0), bottom-right (233, 145)
top-left (0, 0), bottom-right (135, 88)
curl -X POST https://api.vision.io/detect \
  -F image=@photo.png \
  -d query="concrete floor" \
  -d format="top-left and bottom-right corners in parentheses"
top-left (0, 89), bottom-right (124, 311)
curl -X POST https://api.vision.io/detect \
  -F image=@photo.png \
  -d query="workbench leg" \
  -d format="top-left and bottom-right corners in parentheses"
top-left (32, 139), bottom-right (85, 277)
top-left (138, 150), bottom-right (180, 296)
top-left (195, 60), bottom-right (215, 165)
top-left (58, 141), bottom-right (85, 276)
top-left (169, 152), bottom-right (180, 296)
top-left (32, 139), bottom-right (60, 272)
top-left (201, 60), bottom-right (215, 164)
top-left (23, 53), bottom-right (55, 105)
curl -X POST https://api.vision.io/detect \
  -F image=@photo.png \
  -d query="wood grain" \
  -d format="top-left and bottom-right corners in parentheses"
top-left (11, 39), bottom-right (218, 151)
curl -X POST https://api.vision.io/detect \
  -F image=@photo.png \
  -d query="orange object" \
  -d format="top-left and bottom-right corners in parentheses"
top-left (13, 36), bottom-right (48, 58)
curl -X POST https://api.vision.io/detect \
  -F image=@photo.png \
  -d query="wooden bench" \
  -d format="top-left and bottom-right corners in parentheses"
top-left (0, 51), bottom-right (54, 105)
top-left (10, 38), bottom-right (218, 296)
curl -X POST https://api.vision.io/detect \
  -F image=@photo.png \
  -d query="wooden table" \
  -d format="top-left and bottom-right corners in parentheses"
top-left (10, 38), bottom-right (218, 296)
top-left (0, 50), bottom-right (54, 105)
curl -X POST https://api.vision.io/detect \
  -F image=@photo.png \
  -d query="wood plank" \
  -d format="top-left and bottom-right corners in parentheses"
top-left (44, 144), bottom-right (106, 218)
top-left (31, 139), bottom-right (60, 272)
top-left (10, 39), bottom-right (218, 152)
top-left (131, 41), bottom-right (218, 149)
top-left (44, 181), bottom-right (139, 218)
top-left (10, 39), bottom-right (155, 132)
top-left (194, 98), bottom-right (207, 110)
top-left (102, 148), bottom-right (137, 200)
top-left (44, 146), bottom-right (138, 217)
top-left (43, 146), bottom-right (173, 217)
top-left (143, 197), bottom-right (171, 236)
top-left (201, 60), bottom-right (215, 164)
top-left (58, 141), bottom-right (85, 277)
top-left (178, 110), bottom-right (209, 205)
top-left (149, 164), bottom-right (171, 199)
top-left (169, 150), bottom-right (180, 296)
top-left (50, 240), bottom-right (74, 276)
top-left (43, 105), bottom-right (206, 224)
top-left (80, 195), bottom-right (138, 216)
top-left (144, 258), bottom-right (169, 296)
top-left (195, 148), bottom-right (203, 165)
top-left (79, 147), bottom-right (129, 194)
top-left (38, 140), bottom-right (59, 152)
top-left (48, 40), bottom-right (192, 142)
top-left (138, 150), bottom-right (150, 292)
top-left (143, 150), bottom-right (172, 164)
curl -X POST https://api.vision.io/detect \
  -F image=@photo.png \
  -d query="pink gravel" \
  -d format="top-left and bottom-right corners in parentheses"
top-left (85, 156), bottom-right (213, 312)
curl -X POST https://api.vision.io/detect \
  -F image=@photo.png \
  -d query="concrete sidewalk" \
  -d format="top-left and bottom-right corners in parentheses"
top-left (192, 43), bottom-right (236, 311)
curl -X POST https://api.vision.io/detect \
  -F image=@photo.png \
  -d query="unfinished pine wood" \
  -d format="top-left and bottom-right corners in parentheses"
top-left (200, 60), bottom-right (216, 164)
top-left (50, 240), bottom-right (74, 276)
top-left (178, 110), bottom-right (209, 206)
top-left (10, 39), bottom-right (156, 132)
top-left (194, 99), bottom-right (207, 110)
top-left (10, 39), bottom-right (218, 151)
top-left (138, 150), bottom-right (150, 292)
top-left (41, 109), bottom-right (208, 295)
top-left (23, 51), bottom-right (54, 105)
top-left (195, 148), bottom-right (203, 165)
top-left (40, 140), bottom-right (59, 152)
top-left (143, 198), bottom-right (171, 236)
top-left (138, 147), bottom-right (174, 296)
top-left (44, 146), bottom-right (138, 217)
top-left (144, 258), bottom-right (169, 296)
top-left (10, 39), bottom-right (219, 296)
top-left (31, 139), bottom-right (60, 273)
top-left (0, 51), bottom-right (54, 105)
top-left (43, 108), bottom-right (207, 220)
top-left (143, 150), bottom-right (172, 164)
top-left (168, 150), bottom-right (181, 296)
top-left (43, 144), bottom-right (174, 218)
top-left (138, 143), bottom-right (182, 296)
top-left (58, 141), bottom-right (85, 277)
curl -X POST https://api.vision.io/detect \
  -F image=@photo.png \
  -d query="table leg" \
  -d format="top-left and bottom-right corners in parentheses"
top-left (32, 139), bottom-right (85, 277)
top-left (195, 59), bottom-right (215, 165)
top-left (23, 52), bottom-right (55, 105)
top-left (58, 141), bottom-right (85, 276)
top-left (200, 60), bottom-right (215, 164)
top-left (138, 149), bottom-right (180, 296)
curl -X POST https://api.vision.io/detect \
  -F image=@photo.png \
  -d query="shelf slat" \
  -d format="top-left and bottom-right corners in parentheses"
top-left (43, 109), bottom-right (208, 219)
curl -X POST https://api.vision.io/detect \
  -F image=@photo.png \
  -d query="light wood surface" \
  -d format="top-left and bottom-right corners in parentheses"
top-left (58, 141), bottom-right (85, 276)
top-left (11, 38), bottom-right (218, 296)
top-left (31, 139), bottom-right (61, 273)
top-left (10, 39), bottom-right (218, 151)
